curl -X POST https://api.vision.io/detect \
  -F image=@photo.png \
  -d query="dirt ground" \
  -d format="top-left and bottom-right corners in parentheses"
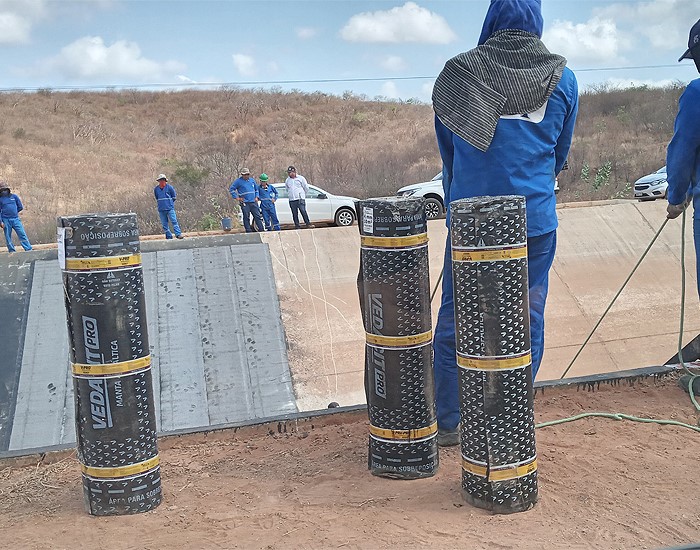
top-left (1, 375), bottom-right (700, 550)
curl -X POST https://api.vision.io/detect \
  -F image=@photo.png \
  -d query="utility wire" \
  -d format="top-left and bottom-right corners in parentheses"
top-left (0, 63), bottom-right (694, 93)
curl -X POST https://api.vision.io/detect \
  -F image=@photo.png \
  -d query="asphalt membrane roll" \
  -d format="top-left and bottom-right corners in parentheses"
top-left (58, 213), bottom-right (161, 516)
top-left (356, 197), bottom-right (438, 479)
top-left (450, 196), bottom-right (538, 513)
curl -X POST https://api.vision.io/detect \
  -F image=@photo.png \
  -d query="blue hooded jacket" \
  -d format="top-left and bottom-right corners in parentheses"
top-left (436, 0), bottom-right (578, 237)
top-left (666, 78), bottom-right (700, 216)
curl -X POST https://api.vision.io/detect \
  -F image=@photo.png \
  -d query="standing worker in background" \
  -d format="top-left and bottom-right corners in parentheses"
top-left (257, 173), bottom-right (281, 231)
top-left (230, 168), bottom-right (264, 233)
top-left (666, 19), bottom-right (700, 286)
top-left (0, 182), bottom-right (32, 253)
top-left (285, 166), bottom-right (315, 229)
top-left (431, 0), bottom-right (578, 446)
top-left (154, 174), bottom-right (184, 240)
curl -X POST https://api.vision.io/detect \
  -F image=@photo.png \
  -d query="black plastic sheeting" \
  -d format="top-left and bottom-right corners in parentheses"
top-left (58, 213), bottom-right (161, 516)
top-left (450, 196), bottom-right (537, 513)
top-left (356, 197), bottom-right (438, 479)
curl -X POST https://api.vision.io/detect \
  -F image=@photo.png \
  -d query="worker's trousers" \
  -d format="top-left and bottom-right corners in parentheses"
top-left (432, 230), bottom-right (557, 431)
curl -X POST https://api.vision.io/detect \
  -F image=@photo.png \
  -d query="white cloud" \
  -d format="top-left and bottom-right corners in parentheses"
top-left (595, 0), bottom-right (697, 52)
top-left (0, 12), bottom-right (31, 43)
top-left (46, 36), bottom-right (185, 80)
top-left (380, 81), bottom-right (401, 99)
top-left (296, 27), bottom-right (317, 40)
top-left (232, 53), bottom-right (256, 77)
top-left (177, 74), bottom-right (196, 83)
top-left (420, 80), bottom-right (435, 100)
top-left (543, 17), bottom-right (626, 65)
top-left (0, 0), bottom-right (47, 44)
top-left (599, 77), bottom-right (682, 90)
top-left (341, 2), bottom-right (456, 44)
top-left (380, 55), bottom-right (407, 72)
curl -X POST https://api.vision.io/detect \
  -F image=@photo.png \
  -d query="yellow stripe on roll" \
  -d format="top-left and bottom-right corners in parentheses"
top-left (366, 330), bottom-right (432, 348)
top-left (452, 247), bottom-right (526, 262)
top-left (81, 455), bottom-right (160, 479)
top-left (64, 253), bottom-right (142, 270)
top-left (72, 355), bottom-right (152, 376)
top-left (361, 233), bottom-right (428, 249)
top-left (461, 457), bottom-right (488, 478)
top-left (457, 352), bottom-right (531, 371)
top-left (461, 457), bottom-right (537, 481)
top-left (488, 459), bottom-right (537, 482)
top-left (369, 421), bottom-right (437, 441)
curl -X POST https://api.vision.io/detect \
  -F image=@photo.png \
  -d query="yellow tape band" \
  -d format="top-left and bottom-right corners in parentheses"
top-left (72, 355), bottom-right (151, 376)
top-left (461, 458), bottom-right (488, 478)
top-left (65, 253), bottom-right (142, 270)
top-left (452, 247), bottom-right (526, 262)
top-left (369, 422), bottom-right (438, 441)
top-left (81, 455), bottom-right (160, 479)
top-left (457, 352), bottom-right (531, 371)
top-left (366, 330), bottom-right (432, 348)
top-left (361, 233), bottom-right (428, 249)
top-left (462, 457), bottom-right (537, 481)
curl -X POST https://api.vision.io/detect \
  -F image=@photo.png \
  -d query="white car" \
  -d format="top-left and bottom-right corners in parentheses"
top-left (396, 172), bottom-right (446, 219)
top-left (397, 171), bottom-right (561, 219)
top-left (239, 183), bottom-right (358, 228)
top-left (634, 166), bottom-right (668, 201)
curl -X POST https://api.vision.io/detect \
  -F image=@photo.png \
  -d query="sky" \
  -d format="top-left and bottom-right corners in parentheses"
top-left (0, 0), bottom-right (698, 101)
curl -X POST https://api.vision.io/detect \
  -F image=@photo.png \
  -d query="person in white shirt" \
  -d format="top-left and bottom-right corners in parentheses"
top-left (284, 165), bottom-right (315, 229)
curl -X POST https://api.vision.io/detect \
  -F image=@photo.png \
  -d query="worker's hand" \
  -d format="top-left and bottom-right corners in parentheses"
top-left (0, 222), bottom-right (4, 229)
top-left (667, 197), bottom-right (692, 219)
top-left (237, 197), bottom-right (244, 202)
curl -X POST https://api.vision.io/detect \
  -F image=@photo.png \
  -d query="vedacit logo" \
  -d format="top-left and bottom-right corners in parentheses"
top-left (368, 293), bottom-right (386, 399)
top-left (82, 316), bottom-right (104, 364)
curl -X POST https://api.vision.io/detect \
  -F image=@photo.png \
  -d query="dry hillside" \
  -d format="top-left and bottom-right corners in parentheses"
top-left (0, 83), bottom-right (686, 243)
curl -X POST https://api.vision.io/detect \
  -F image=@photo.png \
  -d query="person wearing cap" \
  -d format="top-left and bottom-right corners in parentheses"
top-left (154, 174), bottom-right (184, 239)
top-left (431, 0), bottom-right (578, 446)
top-left (666, 18), bottom-right (700, 258)
top-left (0, 182), bottom-right (32, 253)
top-left (257, 173), bottom-right (281, 231)
top-left (285, 166), bottom-right (314, 229)
top-left (230, 168), bottom-right (264, 233)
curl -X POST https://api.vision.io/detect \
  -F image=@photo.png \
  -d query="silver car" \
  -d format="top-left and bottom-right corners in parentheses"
top-left (634, 166), bottom-right (668, 201)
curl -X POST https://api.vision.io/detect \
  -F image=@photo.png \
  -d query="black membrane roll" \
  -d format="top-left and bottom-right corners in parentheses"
top-left (58, 213), bottom-right (161, 516)
top-left (450, 196), bottom-right (537, 513)
top-left (356, 197), bottom-right (438, 479)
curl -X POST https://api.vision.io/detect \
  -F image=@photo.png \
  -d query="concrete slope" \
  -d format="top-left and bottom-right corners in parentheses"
top-left (1, 234), bottom-right (297, 453)
top-left (263, 200), bottom-right (699, 411)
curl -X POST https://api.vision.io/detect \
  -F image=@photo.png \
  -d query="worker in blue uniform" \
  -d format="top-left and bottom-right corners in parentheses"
top-left (666, 19), bottom-right (700, 393)
top-left (257, 173), bottom-right (281, 231)
top-left (431, 0), bottom-right (579, 446)
top-left (230, 168), bottom-right (264, 233)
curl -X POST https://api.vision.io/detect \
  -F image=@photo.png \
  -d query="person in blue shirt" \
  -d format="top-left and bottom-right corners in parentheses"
top-left (431, 0), bottom-right (579, 446)
top-left (0, 182), bottom-right (32, 253)
top-left (229, 168), bottom-right (264, 233)
top-left (154, 174), bottom-right (184, 239)
top-left (257, 173), bottom-right (281, 231)
top-left (666, 18), bottom-right (700, 288)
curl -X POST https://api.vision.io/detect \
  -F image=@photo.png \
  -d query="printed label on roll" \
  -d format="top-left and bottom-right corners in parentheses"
top-left (57, 227), bottom-right (67, 270)
top-left (362, 207), bottom-right (374, 234)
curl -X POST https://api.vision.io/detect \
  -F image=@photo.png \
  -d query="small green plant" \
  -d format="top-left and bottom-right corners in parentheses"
top-left (580, 162), bottom-right (590, 183)
top-left (198, 213), bottom-right (219, 231)
top-left (593, 161), bottom-right (612, 190)
top-left (614, 182), bottom-right (632, 199)
top-left (209, 196), bottom-right (235, 220)
top-left (12, 127), bottom-right (25, 139)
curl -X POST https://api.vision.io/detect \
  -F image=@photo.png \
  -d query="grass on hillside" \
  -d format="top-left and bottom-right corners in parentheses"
top-left (0, 83), bottom-right (685, 244)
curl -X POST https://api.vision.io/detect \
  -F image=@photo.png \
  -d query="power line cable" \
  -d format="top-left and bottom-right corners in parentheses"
top-left (0, 63), bottom-right (694, 93)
